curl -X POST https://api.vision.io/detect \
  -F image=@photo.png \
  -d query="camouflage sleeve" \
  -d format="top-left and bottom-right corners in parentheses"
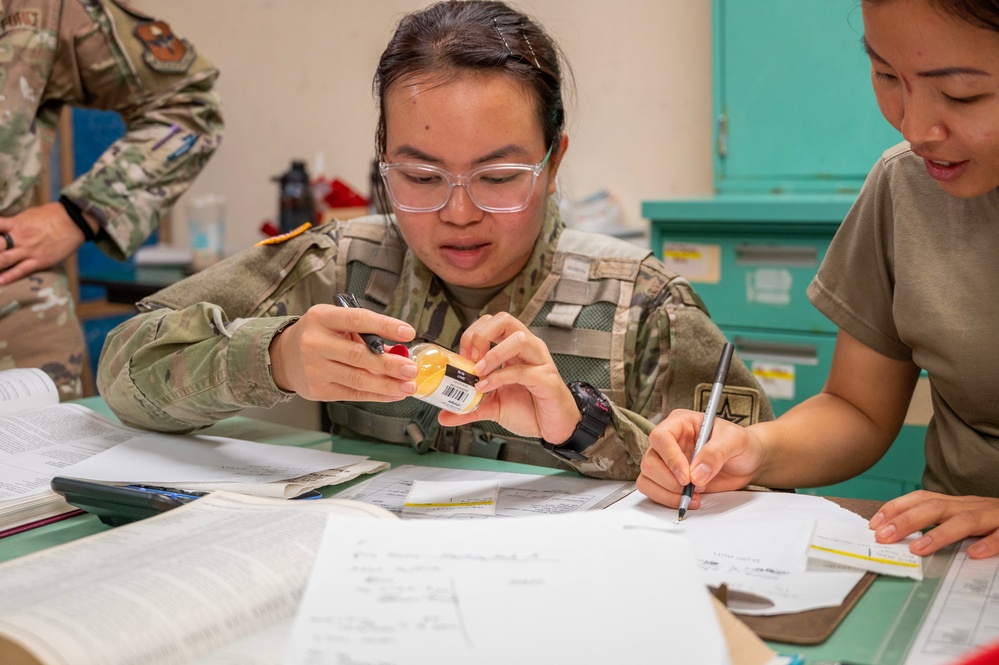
top-left (54, 0), bottom-right (223, 260)
top-left (569, 262), bottom-right (774, 481)
top-left (97, 227), bottom-right (341, 431)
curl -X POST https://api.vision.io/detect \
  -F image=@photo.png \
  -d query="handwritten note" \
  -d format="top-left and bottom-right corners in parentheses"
top-left (282, 513), bottom-right (729, 665)
top-left (402, 479), bottom-right (499, 516)
top-left (606, 490), bottom-right (869, 615)
top-left (809, 519), bottom-right (923, 580)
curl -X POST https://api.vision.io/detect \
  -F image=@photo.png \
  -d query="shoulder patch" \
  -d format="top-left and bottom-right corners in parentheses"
top-left (255, 222), bottom-right (312, 246)
top-left (0, 11), bottom-right (41, 32)
top-left (694, 384), bottom-right (762, 426)
top-left (134, 20), bottom-right (195, 73)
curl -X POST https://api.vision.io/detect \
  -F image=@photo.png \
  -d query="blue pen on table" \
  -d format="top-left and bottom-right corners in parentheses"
top-left (124, 484), bottom-right (207, 501)
top-left (334, 292), bottom-right (386, 354)
top-left (677, 342), bottom-right (734, 521)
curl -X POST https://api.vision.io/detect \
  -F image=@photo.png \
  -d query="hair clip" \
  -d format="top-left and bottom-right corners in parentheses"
top-left (521, 30), bottom-right (542, 68)
top-left (493, 17), bottom-right (515, 57)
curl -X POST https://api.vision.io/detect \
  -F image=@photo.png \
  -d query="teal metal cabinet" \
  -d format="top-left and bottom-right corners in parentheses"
top-left (713, 0), bottom-right (900, 193)
top-left (643, 196), bottom-right (926, 501)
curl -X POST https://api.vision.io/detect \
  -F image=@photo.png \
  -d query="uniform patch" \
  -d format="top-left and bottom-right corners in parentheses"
top-left (255, 222), bottom-right (312, 246)
top-left (694, 383), bottom-right (761, 426)
top-left (134, 21), bottom-right (195, 73)
top-left (1, 11), bottom-right (40, 31)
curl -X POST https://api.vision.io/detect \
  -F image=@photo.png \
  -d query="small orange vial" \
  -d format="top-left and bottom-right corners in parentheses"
top-left (410, 343), bottom-right (482, 414)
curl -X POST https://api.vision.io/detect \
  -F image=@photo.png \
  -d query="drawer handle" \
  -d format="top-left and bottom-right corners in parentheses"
top-left (735, 244), bottom-right (818, 268)
top-left (733, 338), bottom-right (819, 366)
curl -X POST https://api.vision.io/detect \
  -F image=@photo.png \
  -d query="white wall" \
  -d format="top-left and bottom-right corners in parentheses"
top-left (137, 0), bottom-right (714, 252)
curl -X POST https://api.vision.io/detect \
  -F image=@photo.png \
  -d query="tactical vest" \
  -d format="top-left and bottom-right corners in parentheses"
top-left (326, 216), bottom-right (677, 469)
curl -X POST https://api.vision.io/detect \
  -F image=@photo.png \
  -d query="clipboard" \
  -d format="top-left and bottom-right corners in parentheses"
top-left (736, 496), bottom-right (882, 645)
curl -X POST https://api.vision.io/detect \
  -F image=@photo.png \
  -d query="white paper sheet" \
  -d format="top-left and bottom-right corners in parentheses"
top-left (334, 464), bottom-right (633, 518)
top-left (283, 513), bottom-right (730, 665)
top-left (904, 540), bottom-right (999, 665)
top-left (605, 491), bottom-right (868, 615)
top-left (62, 433), bottom-right (370, 483)
top-left (809, 519), bottom-right (923, 580)
top-left (402, 479), bottom-right (500, 516)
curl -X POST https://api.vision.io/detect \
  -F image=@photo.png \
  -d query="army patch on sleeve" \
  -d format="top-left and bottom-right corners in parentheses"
top-left (693, 384), bottom-right (762, 426)
top-left (134, 21), bottom-right (195, 73)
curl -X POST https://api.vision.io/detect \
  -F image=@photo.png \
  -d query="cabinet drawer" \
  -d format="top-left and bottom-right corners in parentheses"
top-left (723, 327), bottom-right (836, 416)
top-left (662, 233), bottom-right (835, 333)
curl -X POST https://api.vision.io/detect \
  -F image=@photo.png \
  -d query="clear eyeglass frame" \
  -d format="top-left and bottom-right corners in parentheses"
top-left (379, 144), bottom-right (554, 214)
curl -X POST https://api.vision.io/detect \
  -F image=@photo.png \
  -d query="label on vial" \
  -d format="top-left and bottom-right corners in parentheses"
top-left (422, 364), bottom-right (480, 412)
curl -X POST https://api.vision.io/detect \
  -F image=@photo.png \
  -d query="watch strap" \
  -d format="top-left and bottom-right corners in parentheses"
top-left (541, 382), bottom-right (611, 462)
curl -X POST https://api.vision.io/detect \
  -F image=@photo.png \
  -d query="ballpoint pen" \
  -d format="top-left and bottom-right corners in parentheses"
top-left (333, 292), bottom-right (386, 354)
top-left (678, 342), bottom-right (734, 521)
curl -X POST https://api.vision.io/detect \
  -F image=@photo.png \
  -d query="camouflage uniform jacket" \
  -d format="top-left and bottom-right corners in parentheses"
top-left (0, 0), bottom-right (223, 258)
top-left (99, 204), bottom-right (773, 480)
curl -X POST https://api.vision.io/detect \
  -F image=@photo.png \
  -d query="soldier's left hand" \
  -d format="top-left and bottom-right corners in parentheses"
top-left (0, 203), bottom-right (92, 285)
top-left (869, 491), bottom-right (999, 559)
top-left (438, 312), bottom-right (580, 442)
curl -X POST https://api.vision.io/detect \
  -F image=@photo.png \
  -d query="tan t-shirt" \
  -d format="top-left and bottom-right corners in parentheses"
top-left (807, 142), bottom-right (999, 498)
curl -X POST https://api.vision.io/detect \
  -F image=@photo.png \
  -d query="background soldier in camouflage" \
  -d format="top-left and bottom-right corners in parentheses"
top-left (98, 0), bottom-right (771, 480)
top-left (0, 0), bottom-right (223, 399)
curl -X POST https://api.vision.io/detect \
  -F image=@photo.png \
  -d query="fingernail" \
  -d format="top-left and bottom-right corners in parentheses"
top-left (474, 360), bottom-right (486, 374)
top-left (969, 542), bottom-right (987, 558)
top-left (400, 381), bottom-right (416, 395)
top-left (691, 464), bottom-right (711, 485)
top-left (475, 378), bottom-right (488, 391)
top-left (869, 512), bottom-right (885, 529)
top-left (876, 523), bottom-right (896, 539)
top-left (400, 365), bottom-right (417, 379)
top-left (398, 325), bottom-right (414, 339)
top-left (912, 535), bottom-right (931, 551)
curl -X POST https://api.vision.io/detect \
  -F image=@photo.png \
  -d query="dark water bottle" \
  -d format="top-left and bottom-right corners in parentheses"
top-left (276, 160), bottom-right (315, 234)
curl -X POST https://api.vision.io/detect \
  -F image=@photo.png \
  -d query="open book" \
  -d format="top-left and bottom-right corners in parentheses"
top-left (0, 491), bottom-right (395, 665)
top-left (0, 368), bottom-right (386, 537)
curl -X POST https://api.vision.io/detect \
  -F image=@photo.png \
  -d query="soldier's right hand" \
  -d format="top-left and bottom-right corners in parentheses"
top-left (0, 202), bottom-right (94, 285)
top-left (268, 304), bottom-right (417, 402)
top-left (637, 409), bottom-right (763, 509)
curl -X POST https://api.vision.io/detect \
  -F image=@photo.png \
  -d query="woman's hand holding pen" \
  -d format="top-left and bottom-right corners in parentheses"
top-left (870, 491), bottom-right (999, 560)
top-left (637, 410), bottom-right (764, 509)
top-left (269, 304), bottom-right (417, 402)
top-left (438, 312), bottom-right (580, 442)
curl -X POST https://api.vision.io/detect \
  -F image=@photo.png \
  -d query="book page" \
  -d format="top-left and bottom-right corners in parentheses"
top-left (0, 404), bottom-right (141, 502)
top-left (283, 512), bottom-right (730, 665)
top-left (0, 492), bottom-right (394, 665)
top-left (0, 369), bottom-right (58, 418)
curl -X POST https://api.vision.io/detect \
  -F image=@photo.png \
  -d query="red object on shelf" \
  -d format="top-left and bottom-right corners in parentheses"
top-left (259, 221), bottom-right (279, 237)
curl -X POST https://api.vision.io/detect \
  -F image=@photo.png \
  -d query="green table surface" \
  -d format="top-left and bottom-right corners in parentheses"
top-left (1, 399), bottom-right (948, 664)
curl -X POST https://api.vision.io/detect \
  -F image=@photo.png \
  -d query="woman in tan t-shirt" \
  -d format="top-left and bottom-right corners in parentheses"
top-left (639, 0), bottom-right (999, 561)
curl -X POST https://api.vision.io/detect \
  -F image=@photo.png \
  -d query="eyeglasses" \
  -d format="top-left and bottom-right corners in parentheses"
top-left (379, 144), bottom-right (553, 214)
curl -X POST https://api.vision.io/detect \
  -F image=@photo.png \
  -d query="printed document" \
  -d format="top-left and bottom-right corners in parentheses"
top-left (904, 540), bottom-right (999, 665)
top-left (334, 464), bottom-right (633, 518)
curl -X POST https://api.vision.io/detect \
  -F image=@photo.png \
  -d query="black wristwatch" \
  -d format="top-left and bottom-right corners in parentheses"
top-left (541, 381), bottom-right (611, 462)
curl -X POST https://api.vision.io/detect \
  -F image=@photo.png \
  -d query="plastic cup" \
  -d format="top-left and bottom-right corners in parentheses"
top-left (186, 195), bottom-right (226, 270)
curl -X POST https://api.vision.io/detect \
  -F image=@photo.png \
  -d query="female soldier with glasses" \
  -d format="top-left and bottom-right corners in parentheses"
top-left (97, 0), bottom-right (771, 479)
